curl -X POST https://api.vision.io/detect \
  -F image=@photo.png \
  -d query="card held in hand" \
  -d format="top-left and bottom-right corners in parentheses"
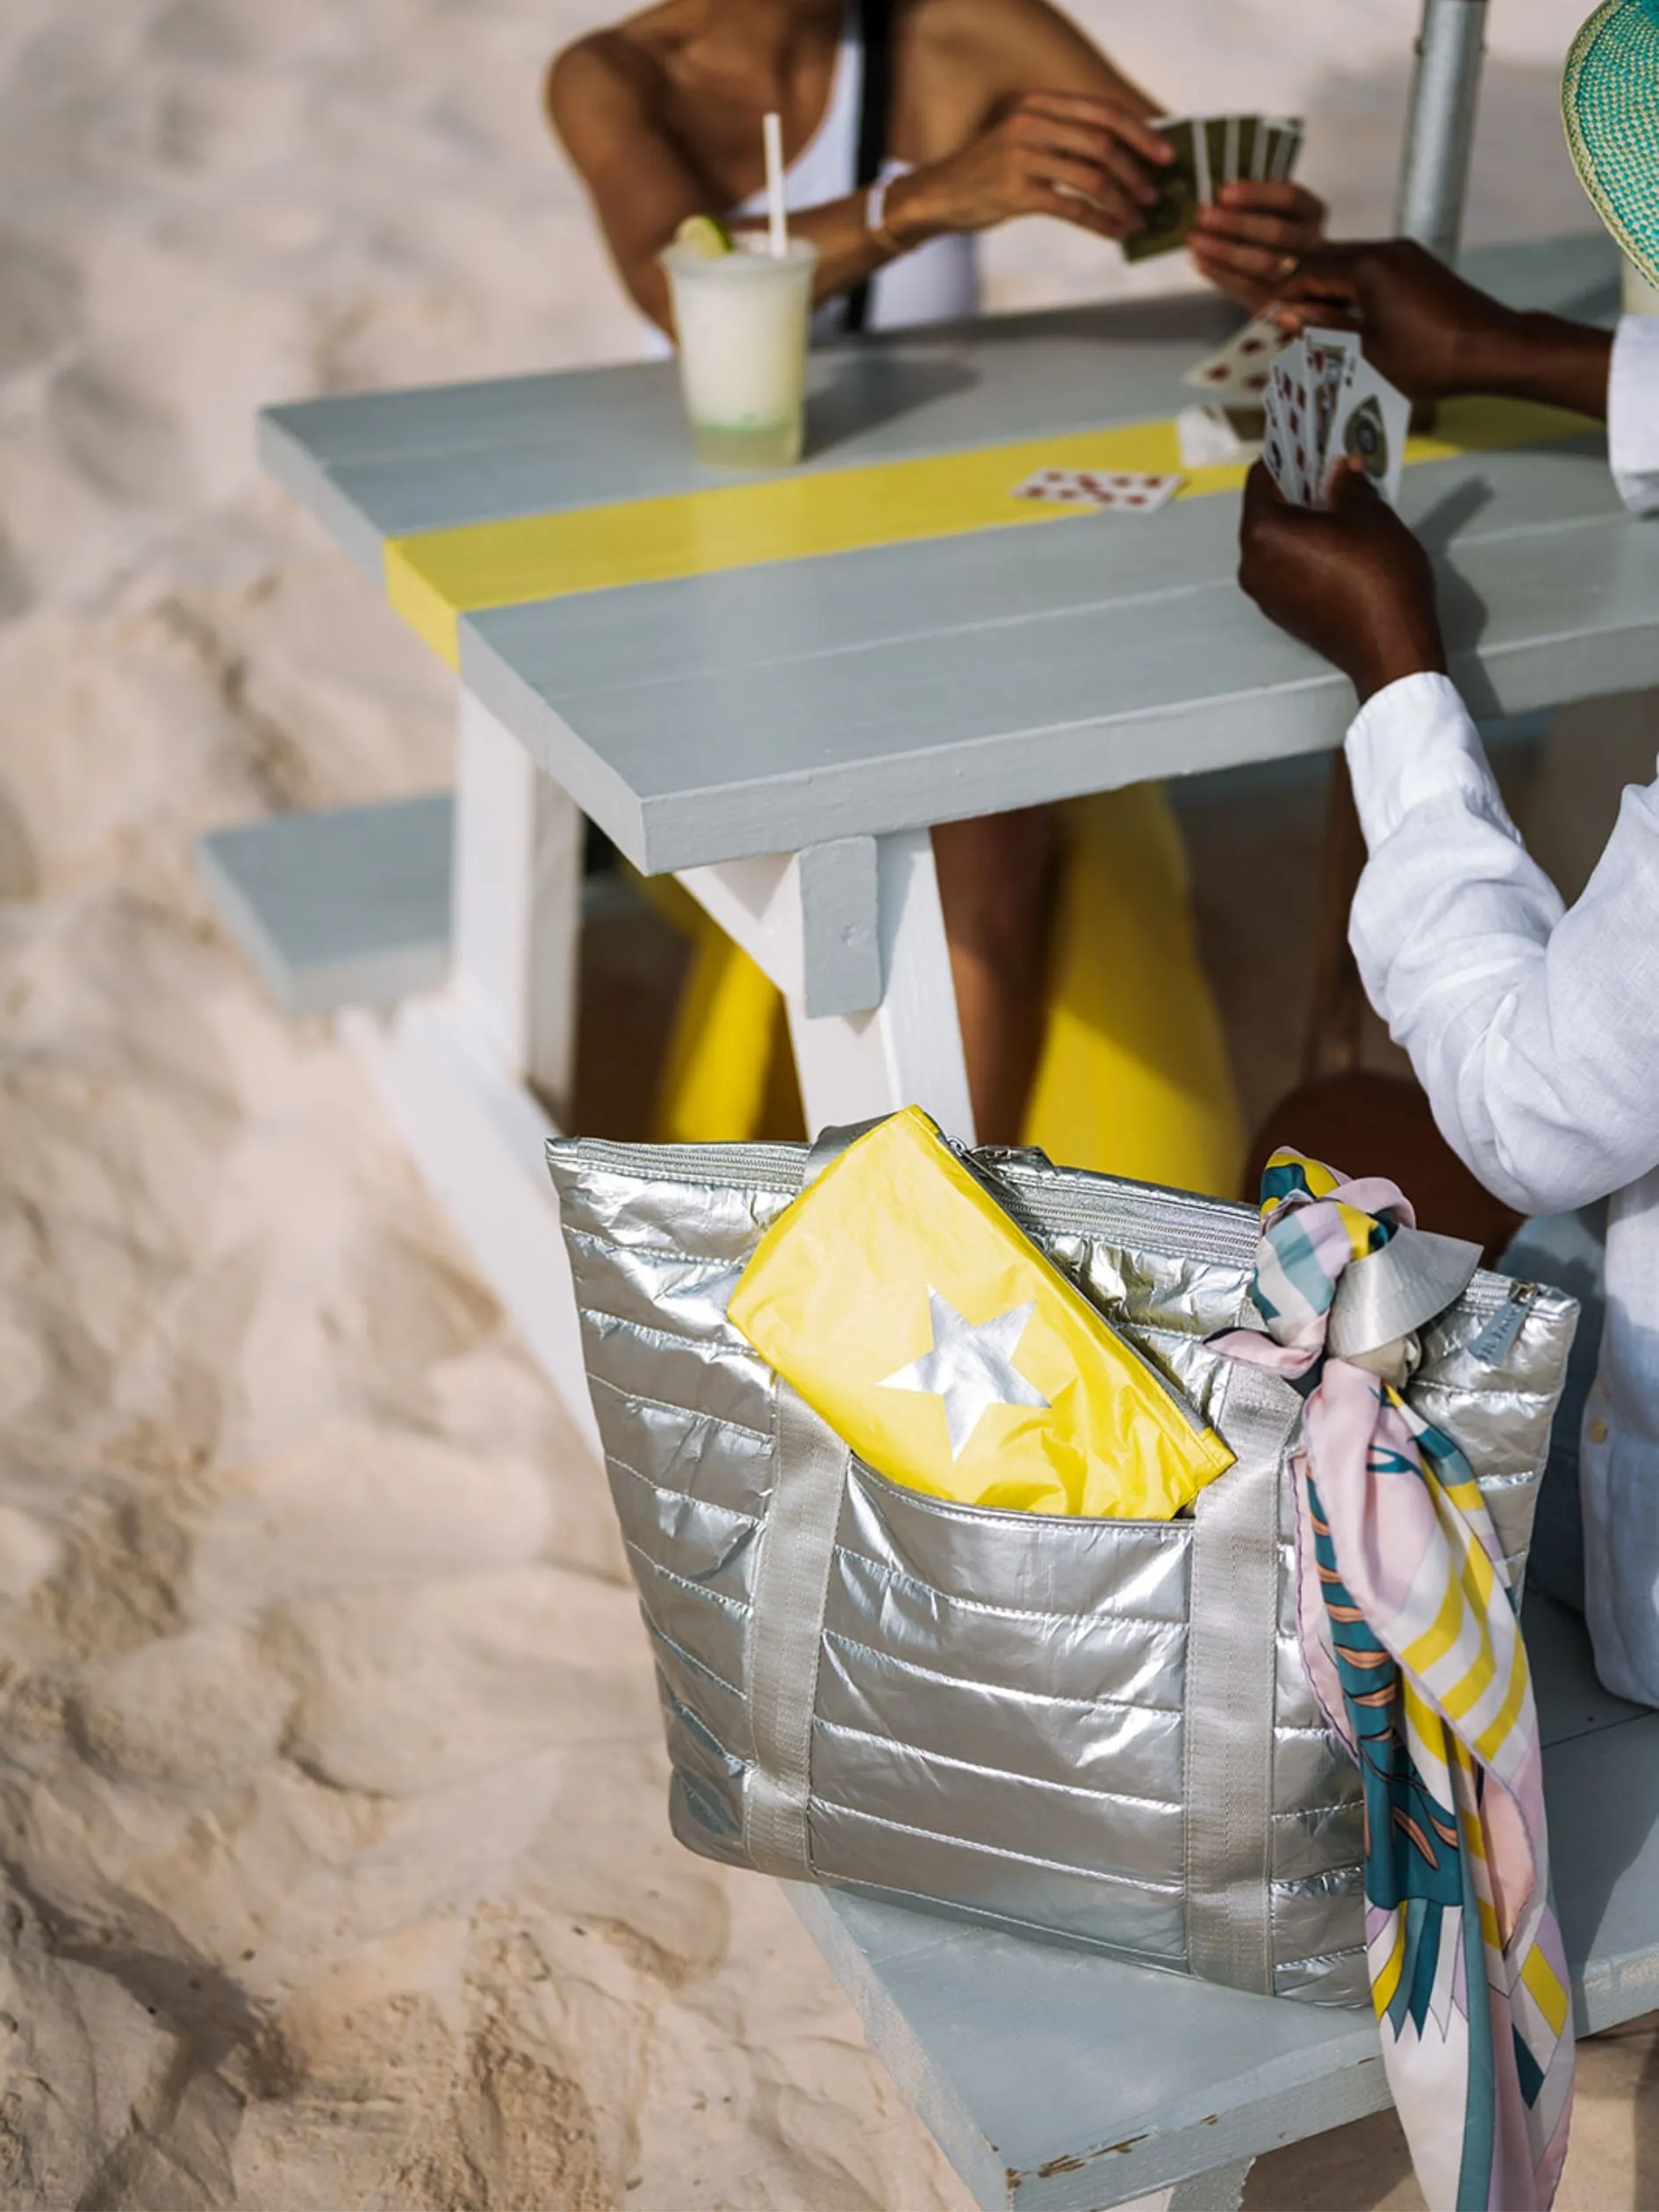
top-left (1262, 116), bottom-right (1304, 183)
top-left (1260, 332), bottom-right (1411, 510)
top-left (1123, 115), bottom-right (1205, 262)
top-left (1124, 112), bottom-right (1302, 262)
top-left (1329, 356), bottom-right (1411, 506)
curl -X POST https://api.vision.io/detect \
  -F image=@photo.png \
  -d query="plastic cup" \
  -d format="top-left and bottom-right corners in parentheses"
top-left (661, 237), bottom-right (819, 469)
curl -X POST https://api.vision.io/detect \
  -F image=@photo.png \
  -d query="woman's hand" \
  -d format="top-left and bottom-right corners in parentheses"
top-left (889, 91), bottom-right (1172, 244)
top-left (1189, 180), bottom-right (1326, 309)
top-left (1237, 459), bottom-right (1447, 703)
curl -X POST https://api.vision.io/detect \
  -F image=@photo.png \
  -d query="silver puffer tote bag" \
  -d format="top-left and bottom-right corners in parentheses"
top-left (545, 1128), bottom-right (1577, 2007)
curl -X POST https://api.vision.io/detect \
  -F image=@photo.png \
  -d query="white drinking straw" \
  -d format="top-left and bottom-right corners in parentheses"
top-left (763, 111), bottom-right (787, 257)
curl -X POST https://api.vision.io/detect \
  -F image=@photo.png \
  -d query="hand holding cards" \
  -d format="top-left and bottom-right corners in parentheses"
top-left (1124, 113), bottom-right (1304, 262)
top-left (1262, 328), bottom-right (1410, 509)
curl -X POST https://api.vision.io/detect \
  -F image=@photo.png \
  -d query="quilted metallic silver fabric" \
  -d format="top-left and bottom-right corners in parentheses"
top-left (547, 1136), bottom-right (1577, 2007)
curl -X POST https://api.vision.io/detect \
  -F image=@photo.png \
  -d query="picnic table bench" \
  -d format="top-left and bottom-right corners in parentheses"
top-left (206, 225), bottom-right (1659, 2207)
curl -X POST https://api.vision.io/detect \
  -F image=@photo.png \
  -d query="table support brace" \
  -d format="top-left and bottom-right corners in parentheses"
top-left (679, 829), bottom-right (974, 1141)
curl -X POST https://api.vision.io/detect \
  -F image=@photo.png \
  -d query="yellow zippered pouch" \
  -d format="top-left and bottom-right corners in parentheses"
top-left (729, 1108), bottom-right (1233, 1519)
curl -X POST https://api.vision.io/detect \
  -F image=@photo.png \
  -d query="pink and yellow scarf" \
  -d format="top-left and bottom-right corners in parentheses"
top-left (1212, 1151), bottom-right (1573, 2211)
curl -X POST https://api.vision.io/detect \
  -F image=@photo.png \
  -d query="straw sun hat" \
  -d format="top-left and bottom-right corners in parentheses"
top-left (1564, 0), bottom-right (1659, 288)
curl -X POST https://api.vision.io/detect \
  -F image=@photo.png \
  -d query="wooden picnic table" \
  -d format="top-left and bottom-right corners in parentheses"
top-left (219, 228), bottom-right (1650, 1456)
top-left (209, 226), bottom-right (1659, 2208)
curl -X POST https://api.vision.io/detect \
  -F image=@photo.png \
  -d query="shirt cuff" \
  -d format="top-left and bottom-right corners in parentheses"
top-left (1343, 671), bottom-right (1502, 846)
top-left (1609, 313), bottom-right (1659, 514)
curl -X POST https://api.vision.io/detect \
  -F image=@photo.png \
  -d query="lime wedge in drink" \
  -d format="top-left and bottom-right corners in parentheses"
top-left (672, 213), bottom-right (735, 258)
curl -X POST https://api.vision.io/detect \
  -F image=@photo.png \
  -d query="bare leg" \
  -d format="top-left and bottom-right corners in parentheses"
top-left (931, 805), bottom-right (1060, 1146)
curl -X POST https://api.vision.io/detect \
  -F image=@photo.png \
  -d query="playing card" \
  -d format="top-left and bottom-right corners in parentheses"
top-left (1203, 118), bottom-right (1230, 196)
top-left (1010, 466), bottom-right (1183, 514)
top-left (1089, 470), bottom-right (1183, 514)
top-left (1268, 339), bottom-right (1318, 505)
top-left (1124, 115), bottom-right (1206, 261)
top-left (1304, 326), bottom-right (1358, 370)
top-left (1181, 312), bottom-right (1289, 397)
top-left (1176, 403), bottom-right (1263, 469)
top-left (1326, 355), bottom-right (1411, 506)
top-left (1264, 116), bottom-right (1304, 183)
top-left (1304, 325), bottom-right (1359, 467)
top-left (1237, 114), bottom-right (1263, 182)
top-left (1261, 378), bottom-right (1296, 503)
top-left (1012, 467), bottom-right (1102, 505)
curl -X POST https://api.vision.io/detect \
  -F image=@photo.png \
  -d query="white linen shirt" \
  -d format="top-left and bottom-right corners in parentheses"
top-left (1345, 313), bottom-right (1659, 1706)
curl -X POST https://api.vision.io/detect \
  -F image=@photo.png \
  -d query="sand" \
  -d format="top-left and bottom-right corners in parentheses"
top-left (0, 0), bottom-right (1652, 2205)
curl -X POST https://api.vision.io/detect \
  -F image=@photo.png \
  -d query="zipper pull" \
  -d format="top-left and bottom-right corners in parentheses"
top-left (1470, 1282), bottom-right (1536, 1365)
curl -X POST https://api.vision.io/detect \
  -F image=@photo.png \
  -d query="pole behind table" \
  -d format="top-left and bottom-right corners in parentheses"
top-left (1395, 0), bottom-right (1489, 264)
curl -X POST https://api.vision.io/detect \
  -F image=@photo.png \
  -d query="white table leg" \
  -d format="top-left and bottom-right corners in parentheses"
top-left (336, 688), bottom-right (600, 1455)
top-left (452, 688), bottom-right (583, 1122)
top-left (678, 826), bottom-right (974, 1144)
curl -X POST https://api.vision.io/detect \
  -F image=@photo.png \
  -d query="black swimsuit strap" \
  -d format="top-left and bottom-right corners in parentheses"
top-left (844, 0), bottom-right (894, 334)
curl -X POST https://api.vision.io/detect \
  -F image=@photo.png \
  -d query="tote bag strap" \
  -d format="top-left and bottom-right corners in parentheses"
top-left (743, 1381), bottom-right (851, 1877)
top-left (1182, 1358), bottom-right (1302, 1993)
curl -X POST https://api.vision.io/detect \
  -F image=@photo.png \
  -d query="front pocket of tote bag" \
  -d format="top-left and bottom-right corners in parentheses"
top-left (799, 1461), bottom-right (1193, 1967)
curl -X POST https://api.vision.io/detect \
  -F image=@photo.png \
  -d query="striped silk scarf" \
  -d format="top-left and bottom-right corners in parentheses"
top-left (1211, 1152), bottom-right (1573, 2211)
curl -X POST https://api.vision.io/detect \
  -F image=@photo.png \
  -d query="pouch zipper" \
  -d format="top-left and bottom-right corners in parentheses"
top-left (558, 1134), bottom-right (1254, 1266)
top-left (557, 1134), bottom-right (1233, 1442)
top-left (551, 1135), bottom-right (1532, 1317)
top-left (558, 1135), bottom-right (806, 1196)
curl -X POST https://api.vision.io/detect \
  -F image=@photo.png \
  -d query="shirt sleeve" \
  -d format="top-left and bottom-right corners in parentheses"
top-left (1344, 672), bottom-right (1659, 1217)
top-left (1609, 312), bottom-right (1659, 514)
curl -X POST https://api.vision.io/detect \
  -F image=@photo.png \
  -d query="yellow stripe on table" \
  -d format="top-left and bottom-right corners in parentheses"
top-left (384, 396), bottom-right (1598, 666)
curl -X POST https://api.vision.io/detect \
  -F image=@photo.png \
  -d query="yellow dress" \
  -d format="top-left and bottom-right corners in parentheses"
top-left (651, 785), bottom-right (1244, 1197)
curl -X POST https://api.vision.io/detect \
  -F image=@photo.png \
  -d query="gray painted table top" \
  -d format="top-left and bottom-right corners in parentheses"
top-left (788, 1591), bottom-right (1659, 2210)
top-left (261, 235), bottom-right (1642, 873)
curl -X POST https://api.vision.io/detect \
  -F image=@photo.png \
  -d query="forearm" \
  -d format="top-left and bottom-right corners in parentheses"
top-left (732, 186), bottom-right (923, 305)
top-left (1458, 312), bottom-right (1613, 420)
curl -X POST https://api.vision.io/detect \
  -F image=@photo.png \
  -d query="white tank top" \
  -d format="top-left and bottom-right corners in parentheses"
top-left (731, 11), bottom-right (980, 334)
top-left (642, 7), bottom-right (980, 355)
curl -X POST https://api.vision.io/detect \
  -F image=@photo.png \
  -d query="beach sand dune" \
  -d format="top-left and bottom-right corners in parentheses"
top-left (0, 1), bottom-right (1650, 2204)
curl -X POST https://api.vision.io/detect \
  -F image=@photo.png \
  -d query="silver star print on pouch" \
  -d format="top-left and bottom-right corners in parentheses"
top-left (879, 1289), bottom-right (1050, 1459)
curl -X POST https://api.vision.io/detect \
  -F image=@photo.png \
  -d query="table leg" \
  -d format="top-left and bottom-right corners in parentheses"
top-left (335, 688), bottom-right (600, 1454)
top-left (452, 688), bottom-right (583, 1123)
top-left (678, 826), bottom-right (974, 1143)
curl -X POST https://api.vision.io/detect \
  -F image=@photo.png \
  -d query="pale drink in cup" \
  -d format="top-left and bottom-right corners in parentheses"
top-left (662, 236), bottom-right (819, 469)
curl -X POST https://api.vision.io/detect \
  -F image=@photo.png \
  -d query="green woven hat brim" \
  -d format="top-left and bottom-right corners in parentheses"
top-left (1564, 0), bottom-right (1659, 291)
